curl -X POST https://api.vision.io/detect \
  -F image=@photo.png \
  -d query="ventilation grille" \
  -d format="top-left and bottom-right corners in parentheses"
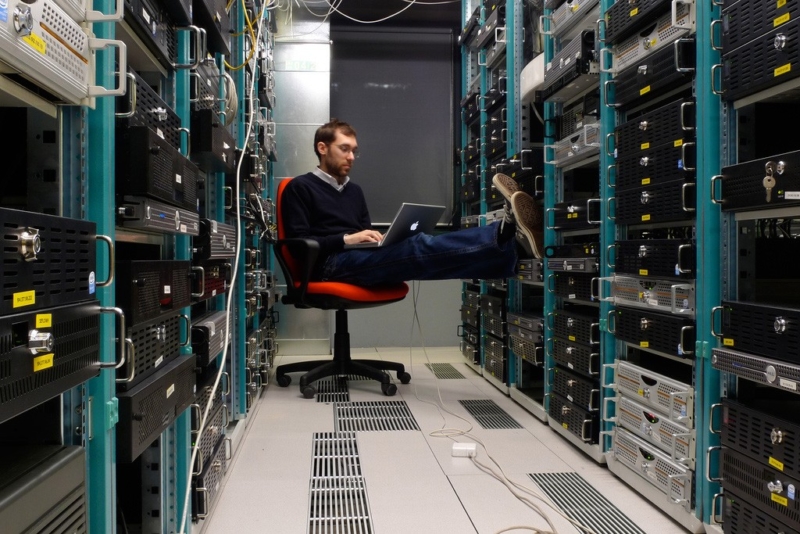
top-left (308, 432), bottom-right (374, 534)
top-left (334, 401), bottom-right (420, 432)
top-left (316, 377), bottom-right (350, 404)
top-left (425, 363), bottom-right (465, 379)
top-left (530, 472), bottom-right (646, 534)
top-left (460, 399), bottom-right (523, 429)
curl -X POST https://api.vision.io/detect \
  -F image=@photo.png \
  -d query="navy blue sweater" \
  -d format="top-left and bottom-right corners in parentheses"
top-left (281, 172), bottom-right (372, 273)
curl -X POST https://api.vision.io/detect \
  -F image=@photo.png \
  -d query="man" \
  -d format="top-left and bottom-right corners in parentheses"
top-left (281, 119), bottom-right (543, 286)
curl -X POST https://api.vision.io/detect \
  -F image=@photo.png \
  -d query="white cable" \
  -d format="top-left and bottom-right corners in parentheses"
top-left (177, 4), bottom-right (267, 533)
top-left (324, 0), bottom-right (418, 24)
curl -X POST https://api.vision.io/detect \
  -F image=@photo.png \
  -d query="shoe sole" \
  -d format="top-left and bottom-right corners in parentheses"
top-left (492, 173), bottom-right (519, 203)
top-left (511, 192), bottom-right (543, 259)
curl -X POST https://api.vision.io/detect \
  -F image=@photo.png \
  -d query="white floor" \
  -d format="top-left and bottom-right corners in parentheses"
top-left (202, 347), bottom-right (688, 534)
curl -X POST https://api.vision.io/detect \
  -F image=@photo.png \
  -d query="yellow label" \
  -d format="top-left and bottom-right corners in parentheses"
top-left (641, 142), bottom-right (650, 150)
top-left (642, 214), bottom-right (651, 221)
top-left (638, 388), bottom-right (645, 396)
top-left (639, 269), bottom-right (649, 276)
top-left (562, 422), bottom-right (569, 429)
top-left (23, 34), bottom-right (46, 55)
top-left (640, 85), bottom-right (651, 96)
top-left (569, 335), bottom-right (576, 341)
top-left (674, 139), bottom-right (684, 147)
top-left (36, 314), bottom-right (52, 328)
top-left (772, 494), bottom-right (789, 507)
top-left (775, 13), bottom-right (791, 26)
top-left (630, 7), bottom-right (639, 16)
top-left (642, 178), bottom-right (651, 185)
top-left (33, 354), bottom-right (54, 372)
top-left (640, 341), bottom-right (650, 348)
top-left (775, 63), bottom-right (792, 77)
top-left (770, 457), bottom-right (785, 471)
top-left (778, 0), bottom-right (787, 7)
top-left (568, 213), bottom-right (577, 219)
top-left (723, 338), bottom-right (735, 346)
top-left (13, 290), bottom-right (36, 308)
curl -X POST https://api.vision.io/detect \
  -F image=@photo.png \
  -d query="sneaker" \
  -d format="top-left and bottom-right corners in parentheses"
top-left (510, 191), bottom-right (543, 259)
top-left (492, 173), bottom-right (519, 203)
top-left (492, 173), bottom-right (520, 227)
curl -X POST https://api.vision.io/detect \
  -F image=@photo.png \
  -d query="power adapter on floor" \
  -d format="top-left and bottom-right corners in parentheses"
top-left (452, 442), bottom-right (477, 458)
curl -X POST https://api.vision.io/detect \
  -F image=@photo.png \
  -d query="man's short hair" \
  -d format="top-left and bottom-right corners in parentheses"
top-left (314, 119), bottom-right (357, 159)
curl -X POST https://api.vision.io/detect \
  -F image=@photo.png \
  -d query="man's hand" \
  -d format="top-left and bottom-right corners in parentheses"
top-left (344, 229), bottom-right (383, 245)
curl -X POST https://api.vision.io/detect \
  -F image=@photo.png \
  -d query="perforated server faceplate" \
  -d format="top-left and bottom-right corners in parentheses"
top-left (611, 2), bottom-right (696, 74)
top-left (551, 337), bottom-right (599, 378)
top-left (0, 301), bottom-right (100, 425)
top-left (614, 180), bottom-right (696, 225)
top-left (191, 108), bottom-right (236, 174)
top-left (614, 394), bottom-right (695, 468)
top-left (0, 208), bottom-right (98, 315)
top-left (191, 311), bottom-right (230, 367)
top-left (612, 427), bottom-right (693, 507)
top-left (191, 402), bottom-right (225, 474)
top-left (615, 141), bottom-right (695, 191)
top-left (712, 347), bottom-right (800, 394)
top-left (0, 445), bottom-right (86, 534)
top-left (721, 398), bottom-right (800, 481)
top-left (718, 300), bottom-right (800, 365)
top-left (548, 392), bottom-right (599, 443)
top-left (550, 199), bottom-right (601, 231)
top-left (0, 0), bottom-right (124, 106)
top-left (549, 0), bottom-right (600, 41)
top-left (119, 311), bottom-right (182, 391)
top-left (614, 98), bottom-right (695, 157)
top-left (509, 333), bottom-right (543, 366)
top-left (605, 0), bottom-right (672, 44)
top-left (612, 308), bottom-right (695, 358)
top-left (194, 219), bottom-right (237, 260)
top-left (718, 149), bottom-right (800, 211)
top-left (552, 366), bottom-right (598, 411)
top-left (116, 260), bottom-right (191, 326)
top-left (539, 31), bottom-right (599, 103)
top-left (116, 68), bottom-right (181, 151)
top-left (722, 0), bottom-right (798, 53)
top-left (722, 447), bottom-right (800, 531)
top-left (117, 355), bottom-right (197, 463)
top-left (611, 360), bottom-right (694, 425)
top-left (550, 124), bottom-right (600, 168)
top-left (191, 436), bottom-right (229, 521)
top-left (516, 258), bottom-right (544, 282)
top-left (549, 271), bottom-right (597, 302)
top-left (192, 259), bottom-right (231, 302)
top-left (550, 309), bottom-right (599, 345)
top-left (602, 275), bottom-right (695, 316)
top-left (723, 489), bottom-right (794, 534)
top-left (615, 239), bottom-right (695, 279)
top-left (117, 196), bottom-right (200, 236)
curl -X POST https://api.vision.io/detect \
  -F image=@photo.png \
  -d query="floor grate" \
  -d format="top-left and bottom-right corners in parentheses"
top-left (425, 363), bottom-right (466, 379)
top-left (529, 472), bottom-right (646, 534)
top-left (334, 401), bottom-right (420, 432)
top-left (459, 399), bottom-right (523, 429)
top-left (315, 377), bottom-right (350, 403)
top-left (308, 432), bottom-right (374, 533)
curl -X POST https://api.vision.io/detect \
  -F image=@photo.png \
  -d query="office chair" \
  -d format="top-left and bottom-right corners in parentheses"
top-left (273, 178), bottom-right (412, 398)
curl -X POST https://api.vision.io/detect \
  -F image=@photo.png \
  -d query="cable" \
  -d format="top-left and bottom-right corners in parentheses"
top-left (177, 3), bottom-right (268, 533)
top-left (323, 0), bottom-right (419, 24)
top-left (406, 281), bottom-right (601, 534)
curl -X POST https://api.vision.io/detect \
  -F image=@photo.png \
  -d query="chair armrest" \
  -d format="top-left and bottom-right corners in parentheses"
top-left (275, 238), bottom-right (320, 303)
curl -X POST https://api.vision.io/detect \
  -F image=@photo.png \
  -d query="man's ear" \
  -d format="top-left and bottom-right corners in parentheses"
top-left (316, 141), bottom-right (328, 156)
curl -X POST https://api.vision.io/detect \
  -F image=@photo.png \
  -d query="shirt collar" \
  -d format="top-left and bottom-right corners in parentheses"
top-left (313, 167), bottom-right (349, 192)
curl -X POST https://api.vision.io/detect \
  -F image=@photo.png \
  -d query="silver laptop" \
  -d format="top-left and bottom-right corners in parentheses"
top-left (344, 203), bottom-right (446, 249)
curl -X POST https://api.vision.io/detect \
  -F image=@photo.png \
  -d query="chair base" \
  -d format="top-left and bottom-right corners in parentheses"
top-left (274, 309), bottom-right (411, 397)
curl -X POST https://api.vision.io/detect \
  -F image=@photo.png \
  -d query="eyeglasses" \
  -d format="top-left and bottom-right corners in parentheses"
top-left (334, 144), bottom-right (360, 158)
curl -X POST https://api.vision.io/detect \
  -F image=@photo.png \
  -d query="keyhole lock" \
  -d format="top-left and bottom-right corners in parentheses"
top-left (640, 318), bottom-right (650, 330)
top-left (768, 480), bottom-right (784, 494)
top-left (638, 245), bottom-right (648, 258)
top-left (775, 317), bottom-right (788, 334)
top-left (640, 157), bottom-right (650, 166)
top-left (639, 121), bottom-right (648, 130)
top-left (775, 34), bottom-right (788, 50)
top-left (14, 5), bottom-right (33, 37)
top-left (771, 427), bottom-right (784, 444)
top-left (640, 191), bottom-right (651, 204)
top-left (28, 330), bottom-right (54, 354)
top-left (19, 227), bottom-right (42, 262)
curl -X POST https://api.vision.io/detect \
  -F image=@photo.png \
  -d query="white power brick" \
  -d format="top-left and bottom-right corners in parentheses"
top-left (452, 442), bottom-right (477, 458)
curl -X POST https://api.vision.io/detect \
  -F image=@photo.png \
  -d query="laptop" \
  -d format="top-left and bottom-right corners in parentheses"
top-left (344, 203), bottom-right (446, 249)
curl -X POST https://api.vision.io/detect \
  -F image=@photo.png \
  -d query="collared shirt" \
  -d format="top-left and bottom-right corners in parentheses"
top-left (312, 167), bottom-right (349, 192)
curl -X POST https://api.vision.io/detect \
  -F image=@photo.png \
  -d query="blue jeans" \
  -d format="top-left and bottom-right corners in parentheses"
top-left (321, 222), bottom-right (518, 286)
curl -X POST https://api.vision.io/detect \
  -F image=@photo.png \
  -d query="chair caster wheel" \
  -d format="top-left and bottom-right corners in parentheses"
top-left (398, 372), bottom-right (411, 384)
top-left (302, 385), bottom-right (316, 399)
top-left (277, 375), bottom-right (291, 387)
top-left (381, 383), bottom-right (397, 396)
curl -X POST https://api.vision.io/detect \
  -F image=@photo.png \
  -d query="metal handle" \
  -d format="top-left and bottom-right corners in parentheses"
top-left (547, 274), bottom-right (556, 294)
top-left (545, 207), bottom-right (556, 230)
top-left (606, 164), bottom-right (616, 188)
top-left (586, 198), bottom-right (601, 224)
top-left (670, 284), bottom-right (692, 315)
top-left (599, 47), bottom-right (614, 74)
top-left (597, 17), bottom-right (607, 43)
top-left (605, 133), bottom-right (615, 157)
top-left (85, 0), bottom-right (124, 21)
top-left (95, 235), bottom-right (115, 287)
top-left (679, 101), bottom-right (695, 131)
top-left (711, 64), bottom-right (723, 95)
top-left (667, 472), bottom-right (691, 509)
top-left (676, 244), bottom-right (693, 274)
top-left (706, 446), bottom-right (723, 482)
top-left (589, 353), bottom-right (600, 376)
top-left (670, 431), bottom-right (692, 465)
top-left (710, 20), bottom-right (722, 51)
top-left (603, 395), bottom-right (618, 423)
top-left (222, 372), bottom-right (231, 396)
top-left (674, 38), bottom-right (695, 73)
top-left (190, 404), bottom-right (202, 429)
top-left (681, 183), bottom-right (696, 212)
top-left (710, 175), bottom-right (724, 204)
top-left (223, 187), bottom-right (233, 209)
top-left (539, 14), bottom-right (554, 36)
top-left (667, 389), bottom-right (690, 421)
top-left (534, 175), bottom-right (543, 195)
top-left (196, 487), bottom-right (208, 519)
top-left (114, 73), bottom-right (137, 118)
top-left (711, 305), bottom-right (724, 337)
top-left (604, 80), bottom-right (619, 108)
top-left (225, 437), bottom-right (232, 460)
top-left (589, 322), bottom-right (600, 345)
top-left (606, 309), bottom-right (617, 334)
top-left (180, 314), bottom-right (191, 347)
top-left (602, 362), bottom-right (618, 389)
top-left (681, 142), bottom-right (696, 171)
top-left (711, 493), bottom-right (724, 525)
top-left (478, 50), bottom-right (487, 67)
top-left (191, 266), bottom-right (206, 298)
top-left (671, 0), bottom-right (687, 27)
top-left (679, 326), bottom-right (694, 355)
top-left (606, 244), bottom-right (617, 269)
top-left (607, 197), bottom-right (616, 221)
top-left (709, 403), bottom-right (723, 435)
top-left (174, 26), bottom-right (206, 70)
top-left (192, 449), bottom-right (204, 476)
top-left (179, 127), bottom-right (191, 157)
top-left (98, 307), bottom-right (129, 373)
top-left (87, 39), bottom-right (127, 97)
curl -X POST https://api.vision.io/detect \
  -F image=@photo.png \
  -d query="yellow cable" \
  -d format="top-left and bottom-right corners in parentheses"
top-left (224, 0), bottom-right (258, 71)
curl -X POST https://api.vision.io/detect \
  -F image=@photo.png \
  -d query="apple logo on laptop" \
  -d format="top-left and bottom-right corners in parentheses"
top-left (410, 221), bottom-right (419, 231)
